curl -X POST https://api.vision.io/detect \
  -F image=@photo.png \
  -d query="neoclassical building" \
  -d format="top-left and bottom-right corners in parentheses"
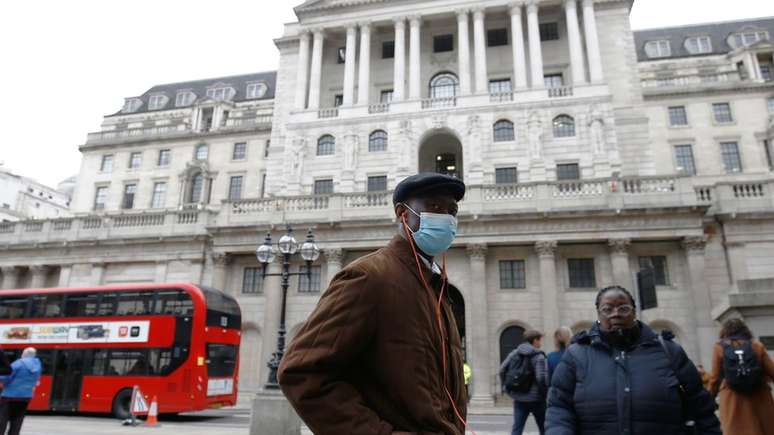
top-left (1, 0), bottom-right (773, 406)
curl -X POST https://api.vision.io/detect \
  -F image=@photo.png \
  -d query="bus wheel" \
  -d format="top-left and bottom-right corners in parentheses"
top-left (112, 389), bottom-right (133, 420)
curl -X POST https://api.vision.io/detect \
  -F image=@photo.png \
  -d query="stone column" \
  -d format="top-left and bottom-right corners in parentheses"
top-left (357, 22), bottom-right (372, 105)
top-left (408, 16), bottom-right (422, 100)
top-left (324, 249), bottom-right (344, 288)
top-left (725, 242), bottom-right (748, 292)
top-left (509, 2), bottom-right (529, 89)
top-left (30, 266), bottom-right (49, 289)
top-left (0, 267), bottom-right (20, 290)
top-left (154, 261), bottom-right (168, 283)
top-left (260, 260), bottom-right (283, 386)
top-left (608, 239), bottom-right (632, 289)
top-left (342, 25), bottom-right (358, 106)
top-left (91, 262), bottom-right (106, 286)
top-left (683, 236), bottom-right (714, 366)
top-left (582, 0), bottom-right (604, 83)
top-left (466, 244), bottom-right (493, 406)
top-left (307, 29), bottom-right (325, 110)
top-left (526, 0), bottom-right (545, 89)
top-left (57, 265), bottom-right (72, 287)
top-left (393, 18), bottom-right (407, 101)
top-left (294, 31), bottom-right (311, 110)
top-left (472, 8), bottom-right (489, 94)
top-left (535, 241), bottom-right (559, 350)
top-left (456, 10), bottom-right (472, 95)
top-left (212, 253), bottom-right (230, 292)
top-left (564, 0), bottom-right (587, 85)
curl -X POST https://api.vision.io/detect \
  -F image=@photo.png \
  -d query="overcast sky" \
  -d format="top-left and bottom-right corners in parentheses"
top-left (2, 0), bottom-right (773, 187)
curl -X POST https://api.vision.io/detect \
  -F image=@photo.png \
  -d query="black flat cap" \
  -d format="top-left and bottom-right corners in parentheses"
top-left (393, 173), bottom-right (466, 204)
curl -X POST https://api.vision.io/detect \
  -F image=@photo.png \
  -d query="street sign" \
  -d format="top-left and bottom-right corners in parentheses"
top-left (130, 385), bottom-right (149, 415)
top-left (637, 267), bottom-right (658, 310)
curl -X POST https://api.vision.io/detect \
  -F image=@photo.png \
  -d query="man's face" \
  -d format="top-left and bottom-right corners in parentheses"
top-left (395, 192), bottom-right (459, 233)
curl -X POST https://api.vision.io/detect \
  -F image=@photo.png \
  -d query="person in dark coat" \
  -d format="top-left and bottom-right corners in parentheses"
top-left (547, 327), bottom-right (572, 384)
top-left (279, 173), bottom-right (468, 435)
top-left (546, 286), bottom-right (721, 435)
top-left (499, 330), bottom-right (548, 435)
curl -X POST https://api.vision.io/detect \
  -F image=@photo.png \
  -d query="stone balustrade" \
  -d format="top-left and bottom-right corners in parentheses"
top-left (547, 86), bottom-right (574, 98)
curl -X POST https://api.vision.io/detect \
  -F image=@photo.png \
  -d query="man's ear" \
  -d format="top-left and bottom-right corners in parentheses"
top-left (394, 203), bottom-right (406, 219)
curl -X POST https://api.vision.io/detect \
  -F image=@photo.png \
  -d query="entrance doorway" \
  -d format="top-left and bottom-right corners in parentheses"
top-left (50, 349), bottom-right (86, 411)
top-left (499, 325), bottom-right (525, 364)
top-left (418, 132), bottom-right (463, 179)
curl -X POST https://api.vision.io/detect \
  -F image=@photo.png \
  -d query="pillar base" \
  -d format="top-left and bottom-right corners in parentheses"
top-left (468, 394), bottom-right (495, 409)
top-left (250, 390), bottom-right (302, 435)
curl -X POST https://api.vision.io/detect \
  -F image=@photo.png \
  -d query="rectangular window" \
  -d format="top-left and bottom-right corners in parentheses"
top-left (100, 155), bottom-right (113, 173)
top-left (639, 256), bottom-right (670, 286)
top-left (150, 182), bottom-right (167, 208)
top-left (314, 179), bottom-right (334, 195)
top-left (157, 149), bottom-right (170, 167)
top-left (265, 140), bottom-right (270, 158)
top-left (64, 293), bottom-right (100, 317)
top-left (762, 64), bottom-right (772, 81)
top-left (674, 145), bottom-right (697, 175)
top-left (768, 97), bottom-right (774, 114)
top-left (645, 40), bottom-right (672, 58)
top-left (0, 297), bottom-right (29, 319)
top-left (175, 92), bottom-right (194, 107)
top-left (668, 106), bottom-right (688, 126)
top-left (122, 184), bottom-right (137, 209)
top-left (712, 102), bottom-right (733, 123)
top-left (148, 95), bottom-right (166, 110)
top-left (228, 176), bottom-right (243, 201)
top-left (544, 74), bottom-right (564, 89)
top-left (246, 83), bottom-right (267, 99)
top-left (261, 173), bottom-right (267, 198)
top-left (128, 152), bottom-right (142, 169)
top-left (94, 186), bottom-right (108, 210)
top-left (499, 260), bottom-right (526, 289)
top-left (721, 142), bottom-right (742, 173)
top-left (489, 79), bottom-right (513, 94)
top-left (487, 28), bottom-right (508, 47)
top-left (367, 175), bottom-right (388, 192)
top-left (337, 47), bottom-right (346, 64)
top-left (556, 163), bottom-right (580, 181)
top-left (539, 22), bottom-right (559, 41)
top-left (495, 167), bottom-right (518, 184)
top-left (685, 36), bottom-right (712, 54)
top-left (382, 40), bottom-right (395, 59)
top-left (380, 90), bottom-right (394, 103)
top-left (433, 34), bottom-right (454, 53)
top-left (334, 94), bottom-right (344, 107)
top-left (242, 267), bottom-right (263, 294)
top-left (298, 265), bottom-right (322, 293)
top-left (107, 349), bottom-right (148, 376)
top-left (233, 142), bottom-right (246, 160)
top-left (568, 258), bottom-right (596, 288)
top-left (116, 291), bottom-right (154, 316)
top-left (765, 140), bottom-right (773, 170)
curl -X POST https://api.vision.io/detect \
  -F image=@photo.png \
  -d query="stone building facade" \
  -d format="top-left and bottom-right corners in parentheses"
top-left (1, 0), bottom-right (773, 406)
top-left (0, 166), bottom-right (72, 222)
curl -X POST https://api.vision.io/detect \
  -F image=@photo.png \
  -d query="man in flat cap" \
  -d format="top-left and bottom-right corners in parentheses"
top-left (279, 173), bottom-right (468, 435)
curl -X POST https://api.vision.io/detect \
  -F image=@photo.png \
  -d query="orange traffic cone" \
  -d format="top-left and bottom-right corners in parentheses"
top-left (145, 396), bottom-right (159, 426)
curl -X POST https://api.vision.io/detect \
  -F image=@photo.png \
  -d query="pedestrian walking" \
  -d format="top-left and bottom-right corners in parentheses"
top-left (500, 329), bottom-right (548, 435)
top-left (547, 327), bottom-right (572, 385)
top-left (463, 361), bottom-right (472, 402)
top-left (546, 286), bottom-right (721, 435)
top-left (0, 348), bottom-right (41, 435)
top-left (709, 318), bottom-right (774, 435)
top-left (279, 173), bottom-right (468, 435)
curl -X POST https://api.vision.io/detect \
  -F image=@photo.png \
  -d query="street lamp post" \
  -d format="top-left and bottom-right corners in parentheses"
top-left (256, 225), bottom-right (320, 389)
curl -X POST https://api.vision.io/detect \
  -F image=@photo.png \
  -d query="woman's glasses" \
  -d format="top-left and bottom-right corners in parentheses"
top-left (598, 304), bottom-right (634, 318)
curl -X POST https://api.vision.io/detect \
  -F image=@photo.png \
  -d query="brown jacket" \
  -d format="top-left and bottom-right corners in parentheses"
top-left (278, 235), bottom-right (467, 435)
top-left (710, 339), bottom-right (774, 435)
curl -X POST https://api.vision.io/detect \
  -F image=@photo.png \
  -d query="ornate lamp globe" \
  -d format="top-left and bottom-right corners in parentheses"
top-left (278, 232), bottom-right (299, 255)
top-left (256, 234), bottom-right (276, 264)
top-left (299, 230), bottom-right (320, 262)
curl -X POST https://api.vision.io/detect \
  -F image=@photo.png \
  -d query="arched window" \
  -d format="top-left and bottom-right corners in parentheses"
top-left (493, 119), bottom-right (515, 142)
top-left (189, 173), bottom-right (204, 203)
top-left (368, 130), bottom-right (388, 152)
top-left (499, 325), bottom-right (525, 364)
top-left (429, 72), bottom-right (459, 99)
top-left (317, 135), bottom-right (335, 156)
top-left (195, 144), bottom-right (208, 160)
top-left (553, 115), bottom-right (575, 138)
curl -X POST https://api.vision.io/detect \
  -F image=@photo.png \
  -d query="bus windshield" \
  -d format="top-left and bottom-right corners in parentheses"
top-left (200, 286), bottom-right (241, 330)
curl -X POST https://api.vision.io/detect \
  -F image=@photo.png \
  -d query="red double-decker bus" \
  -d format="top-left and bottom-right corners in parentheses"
top-left (0, 282), bottom-right (241, 418)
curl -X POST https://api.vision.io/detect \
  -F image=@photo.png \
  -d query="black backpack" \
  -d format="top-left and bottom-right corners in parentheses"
top-left (722, 339), bottom-right (763, 393)
top-left (503, 352), bottom-right (535, 393)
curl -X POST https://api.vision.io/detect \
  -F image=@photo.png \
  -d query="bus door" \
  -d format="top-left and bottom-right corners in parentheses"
top-left (50, 349), bottom-right (87, 412)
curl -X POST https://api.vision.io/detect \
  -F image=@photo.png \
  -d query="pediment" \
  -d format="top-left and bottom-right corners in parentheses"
top-left (294, 0), bottom-right (389, 13)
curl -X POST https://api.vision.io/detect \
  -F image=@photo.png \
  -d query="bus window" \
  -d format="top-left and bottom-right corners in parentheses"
top-left (205, 344), bottom-right (238, 377)
top-left (43, 294), bottom-right (64, 317)
top-left (2, 349), bottom-right (21, 364)
top-left (155, 290), bottom-right (193, 316)
top-left (28, 295), bottom-right (47, 318)
top-left (116, 291), bottom-right (153, 316)
top-left (148, 348), bottom-right (172, 376)
top-left (0, 297), bottom-right (29, 319)
top-left (91, 349), bottom-right (109, 375)
top-left (200, 286), bottom-right (241, 330)
top-left (107, 349), bottom-right (148, 376)
top-left (64, 293), bottom-right (100, 317)
top-left (97, 294), bottom-right (117, 316)
top-left (36, 349), bottom-right (54, 375)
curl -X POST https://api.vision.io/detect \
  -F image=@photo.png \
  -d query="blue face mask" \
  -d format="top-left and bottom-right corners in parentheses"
top-left (404, 205), bottom-right (458, 256)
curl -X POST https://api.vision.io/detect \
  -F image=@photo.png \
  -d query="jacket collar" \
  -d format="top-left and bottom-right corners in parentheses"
top-left (385, 235), bottom-right (441, 290)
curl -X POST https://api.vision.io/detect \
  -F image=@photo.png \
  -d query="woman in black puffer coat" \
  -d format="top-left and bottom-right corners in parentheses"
top-left (546, 286), bottom-right (721, 435)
